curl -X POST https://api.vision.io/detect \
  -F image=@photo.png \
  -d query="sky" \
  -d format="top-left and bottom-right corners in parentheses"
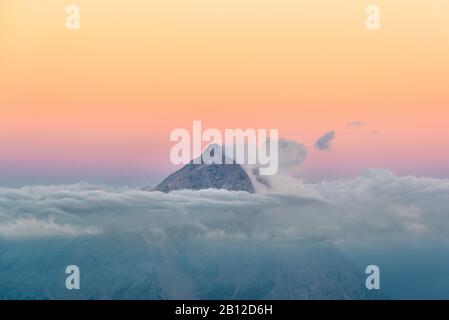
top-left (1, 0), bottom-right (448, 186)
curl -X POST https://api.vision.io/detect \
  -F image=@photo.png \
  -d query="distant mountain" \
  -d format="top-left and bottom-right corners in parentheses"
top-left (150, 145), bottom-right (255, 193)
top-left (0, 235), bottom-right (387, 299)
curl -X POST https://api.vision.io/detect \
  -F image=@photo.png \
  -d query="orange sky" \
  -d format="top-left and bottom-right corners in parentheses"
top-left (0, 0), bottom-right (448, 185)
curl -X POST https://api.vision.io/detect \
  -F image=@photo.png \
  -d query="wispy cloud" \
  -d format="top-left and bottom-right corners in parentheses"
top-left (347, 121), bottom-right (365, 129)
top-left (0, 218), bottom-right (100, 239)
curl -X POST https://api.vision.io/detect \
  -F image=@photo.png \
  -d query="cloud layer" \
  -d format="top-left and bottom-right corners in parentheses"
top-left (1, 170), bottom-right (448, 248)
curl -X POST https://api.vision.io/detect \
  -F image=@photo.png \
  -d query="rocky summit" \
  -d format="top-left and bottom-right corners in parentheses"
top-left (151, 145), bottom-right (255, 193)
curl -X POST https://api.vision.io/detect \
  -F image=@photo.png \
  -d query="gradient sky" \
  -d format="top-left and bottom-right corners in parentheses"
top-left (1, 0), bottom-right (448, 186)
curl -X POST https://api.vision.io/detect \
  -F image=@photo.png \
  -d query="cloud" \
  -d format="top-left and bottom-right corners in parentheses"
top-left (315, 131), bottom-right (336, 151)
top-left (387, 205), bottom-right (427, 234)
top-left (239, 138), bottom-right (308, 171)
top-left (276, 138), bottom-right (308, 170)
top-left (242, 138), bottom-right (317, 195)
top-left (1, 171), bottom-right (449, 247)
top-left (0, 218), bottom-right (101, 239)
top-left (347, 121), bottom-right (365, 129)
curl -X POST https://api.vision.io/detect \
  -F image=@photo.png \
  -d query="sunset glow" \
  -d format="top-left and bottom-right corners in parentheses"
top-left (1, 0), bottom-right (448, 184)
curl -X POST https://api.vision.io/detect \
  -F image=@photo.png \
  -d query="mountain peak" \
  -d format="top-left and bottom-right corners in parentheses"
top-left (150, 145), bottom-right (255, 193)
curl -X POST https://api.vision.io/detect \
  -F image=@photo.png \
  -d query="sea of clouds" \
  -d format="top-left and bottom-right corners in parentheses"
top-left (1, 169), bottom-right (448, 248)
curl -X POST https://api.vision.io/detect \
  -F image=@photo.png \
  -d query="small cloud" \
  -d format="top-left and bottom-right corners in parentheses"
top-left (369, 130), bottom-right (379, 135)
top-left (315, 131), bottom-right (336, 151)
top-left (347, 121), bottom-right (365, 129)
